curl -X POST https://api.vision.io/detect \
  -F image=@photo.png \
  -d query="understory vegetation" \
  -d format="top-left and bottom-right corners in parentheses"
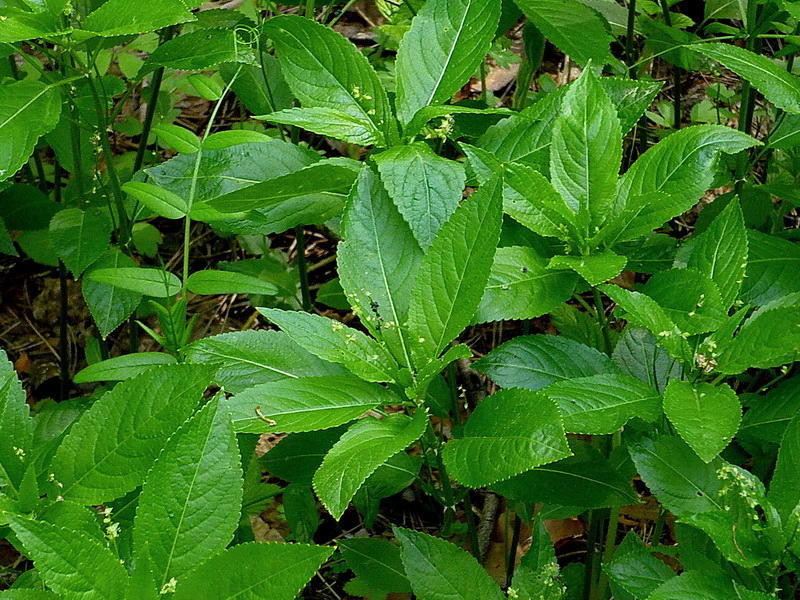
top-left (1, 0), bottom-right (800, 598)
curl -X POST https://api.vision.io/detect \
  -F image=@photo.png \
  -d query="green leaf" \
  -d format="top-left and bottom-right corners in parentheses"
top-left (663, 380), bottom-right (740, 463)
top-left (640, 269), bottom-right (727, 334)
top-left (394, 526), bottom-right (504, 600)
top-left (227, 375), bottom-right (397, 434)
top-left (151, 123), bottom-right (200, 154)
top-left (48, 208), bottom-right (112, 278)
top-left (204, 160), bottom-right (357, 214)
top-left (442, 388), bottom-right (571, 487)
top-left (122, 181), bottom-right (186, 219)
top-left (73, 352), bottom-right (176, 383)
top-left (406, 176), bottom-right (503, 361)
top-left (181, 330), bottom-right (347, 394)
top-left (648, 571), bottom-right (736, 600)
top-left (685, 199), bottom-right (747, 309)
top-left (549, 68), bottom-right (621, 232)
top-left (338, 538), bottom-right (411, 595)
top-left (515, 0), bottom-right (612, 66)
top-left (0, 80), bottom-right (62, 182)
top-left (543, 373), bottom-right (661, 434)
top-left (263, 106), bottom-right (384, 146)
top-left (395, 0), bottom-right (501, 124)
top-left (500, 161), bottom-right (579, 243)
top-left (692, 43), bottom-right (800, 114)
top-left (600, 284), bottom-right (692, 364)
top-left (768, 411), bottom-right (800, 521)
top-left (510, 517), bottom-right (564, 599)
top-left (85, 267), bottom-right (182, 297)
top-left (354, 452), bottom-right (421, 526)
top-left (612, 328), bottom-right (682, 393)
top-left (474, 334), bottom-right (617, 391)
top-left (404, 105), bottom-right (513, 141)
top-left (264, 15), bottom-right (397, 146)
top-left (739, 376), bottom-right (800, 446)
top-left (494, 439), bottom-right (638, 509)
top-left (604, 540), bottom-right (676, 600)
top-left (548, 251), bottom-right (626, 286)
top-left (133, 397), bottom-right (243, 586)
top-left (313, 411), bottom-right (427, 519)
top-left (617, 125), bottom-right (759, 212)
top-left (0, 592), bottom-right (59, 599)
top-left (261, 428), bottom-right (346, 484)
top-left (600, 77), bottom-right (663, 135)
top-left (172, 542), bottom-right (333, 600)
top-left (741, 230), bottom-right (800, 306)
top-left (374, 142), bottom-right (466, 250)
top-left (185, 269), bottom-right (278, 296)
top-left (0, 216), bottom-right (16, 257)
top-left (82, 0), bottom-right (194, 36)
top-left (715, 299), bottom-right (800, 373)
top-left (0, 349), bottom-right (32, 496)
top-left (476, 246), bottom-right (577, 323)
top-left (628, 435), bottom-right (724, 516)
top-left (144, 29), bottom-right (255, 72)
top-left (51, 364), bottom-right (213, 504)
top-left (82, 249), bottom-right (143, 338)
top-left (338, 166), bottom-right (423, 369)
top-left (258, 308), bottom-right (399, 383)
top-left (6, 515), bottom-right (128, 599)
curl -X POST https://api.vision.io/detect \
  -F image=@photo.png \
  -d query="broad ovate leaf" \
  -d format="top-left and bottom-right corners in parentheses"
top-left (395, 0), bottom-right (501, 124)
top-left (663, 380), bottom-right (741, 463)
top-left (442, 388), bottom-right (571, 487)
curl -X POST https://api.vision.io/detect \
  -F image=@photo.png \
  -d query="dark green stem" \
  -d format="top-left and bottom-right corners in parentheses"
top-left (132, 66), bottom-right (165, 173)
top-left (54, 164), bottom-right (70, 401)
top-left (295, 225), bottom-right (312, 312)
top-left (505, 513), bottom-right (522, 588)
top-left (583, 510), bottom-right (604, 600)
top-left (465, 492), bottom-right (481, 560)
top-left (592, 287), bottom-right (613, 355)
top-left (735, 0), bottom-right (760, 193)
top-left (625, 0), bottom-right (637, 77)
top-left (305, 0), bottom-right (315, 18)
top-left (659, 0), bottom-right (681, 129)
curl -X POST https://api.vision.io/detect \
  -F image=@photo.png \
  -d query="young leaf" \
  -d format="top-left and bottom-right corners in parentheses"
top-left (258, 308), bottom-right (399, 383)
top-left (442, 388), bottom-right (571, 487)
top-left (133, 397), bottom-right (243, 587)
top-left (692, 43), bottom-right (800, 114)
top-left (600, 284), bottom-right (692, 364)
top-left (474, 334), bottom-right (617, 391)
top-left (85, 267), bottom-right (182, 297)
top-left (313, 411), bottom-right (427, 520)
top-left (6, 515), bottom-right (128, 599)
top-left (514, 0), bottom-right (612, 67)
top-left (663, 380), bottom-right (741, 463)
top-left (82, 249), bottom-right (143, 338)
top-left (628, 435), bottom-right (723, 516)
top-left (151, 124), bottom-right (200, 154)
top-left (549, 68), bottom-right (621, 232)
top-left (82, 0), bottom-right (194, 36)
top-left (494, 439), bottom-right (638, 509)
top-left (617, 125), bottom-right (759, 211)
top-left (475, 246), bottom-right (577, 323)
top-left (406, 176), bottom-right (503, 362)
top-left (394, 0), bottom-right (501, 124)
top-left (73, 352), bottom-right (176, 383)
top-left (741, 230), bottom-right (800, 306)
top-left (51, 364), bottom-right (213, 504)
top-left (0, 80), bottom-right (62, 182)
top-left (337, 166), bottom-right (423, 370)
top-left (264, 15), bottom-right (397, 146)
top-left (768, 411), bottom-right (800, 522)
top-left (374, 142), bottom-right (466, 250)
top-left (122, 182), bottom-right (186, 219)
top-left (685, 199), bottom-right (747, 309)
top-left (185, 270), bottom-right (278, 296)
top-left (394, 526), bottom-right (504, 600)
top-left (227, 375), bottom-right (397, 434)
top-left (48, 208), bottom-right (112, 277)
top-left (181, 330), bottom-right (347, 393)
top-left (172, 542), bottom-right (333, 600)
top-left (204, 160), bottom-right (358, 214)
top-left (543, 373), bottom-right (661, 434)
top-left (548, 251), bottom-right (627, 286)
top-left (0, 349), bottom-right (32, 496)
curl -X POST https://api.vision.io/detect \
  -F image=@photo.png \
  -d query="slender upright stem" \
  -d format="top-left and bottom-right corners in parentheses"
top-left (735, 0), bottom-right (760, 192)
top-left (305, 0), bottom-right (315, 18)
top-left (505, 513), bottom-right (522, 588)
top-left (583, 509), bottom-right (603, 600)
top-left (53, 164), bottom-right (69, 401)
top-left (295, 225), bottom-right (312, 311)
top-left (592, 287), bottom-right (613, 356)
top-left (132, 66), bottom-right (165, 173)
top-left (625, 0), bottom-right (638, 77)
top-left (479, 61), bottom-right (489, 105)
top-left (659, 0), bottom-right (681, 129)
top-left (464, 491), bottom-right (481, 560)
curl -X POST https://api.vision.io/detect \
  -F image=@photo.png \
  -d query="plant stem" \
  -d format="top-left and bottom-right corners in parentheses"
top-left (594, 430), bottom-right (622, 599)
top-left (583, 510), bottom-right (603, 600)
top-left (659, 0), bottom-right (681, 129)
top-left (505, 513), bottom-right (522, 588)
top-left (592, 287), bottom-right (613, 355)
top-left (735, 0), bottom-right (760, 193)
top-left (479, 61), bottom-right (489, 105)
top-left (464, 491), bottom-right (481, 560)
top-left (295, 225), bottom-right (312, 311)
top-left (625, 0), bottom-right (637, 78)
top-left (53, 163), bottom-right (70, 401)
top-left (305, 0), bottom-right (315, 18)
top-left (132, 66), bottom-right (165, 173)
